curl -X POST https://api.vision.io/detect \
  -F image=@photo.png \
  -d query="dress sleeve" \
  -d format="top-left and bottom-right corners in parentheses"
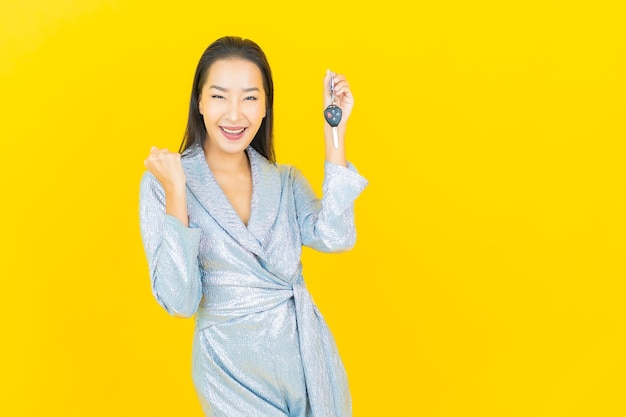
top-left (292, 161), bottom-right (368, 252)
top-left (139, 171), bottom-right (202, 318)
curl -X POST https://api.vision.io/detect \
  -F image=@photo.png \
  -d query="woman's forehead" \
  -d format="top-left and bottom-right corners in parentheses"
top-left (205, 59), bottom-right (263, 86)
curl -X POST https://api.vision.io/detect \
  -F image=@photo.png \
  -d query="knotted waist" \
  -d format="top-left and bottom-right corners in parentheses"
top-left (195, 282), bottom-right (297, 329)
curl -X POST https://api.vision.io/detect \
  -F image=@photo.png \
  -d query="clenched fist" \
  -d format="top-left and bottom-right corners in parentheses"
top-left (144, 147), bottom-right (186, 192)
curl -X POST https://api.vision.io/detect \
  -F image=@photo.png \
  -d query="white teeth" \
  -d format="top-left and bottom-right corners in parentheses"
top-left (222, 127), bottom-right (245, 134)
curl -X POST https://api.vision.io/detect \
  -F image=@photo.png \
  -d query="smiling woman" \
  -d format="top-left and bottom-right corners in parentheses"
top-left (179, 36), bottom-right (276, 163)
top-left (139, 36), bottom-right (367, 417)
top-left (199, 60), bottom-right (266, 165)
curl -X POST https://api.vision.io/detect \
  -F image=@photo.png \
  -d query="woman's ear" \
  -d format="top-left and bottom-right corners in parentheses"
top-left (198, 95), bottom-right (203, 115)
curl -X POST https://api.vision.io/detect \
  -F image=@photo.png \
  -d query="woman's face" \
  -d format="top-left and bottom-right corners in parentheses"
top-left (198, 58), bottom-right (266, 157)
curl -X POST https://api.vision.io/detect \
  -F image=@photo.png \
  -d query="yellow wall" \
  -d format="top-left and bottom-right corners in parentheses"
top-left (1, 1), bottom-right (624, 416)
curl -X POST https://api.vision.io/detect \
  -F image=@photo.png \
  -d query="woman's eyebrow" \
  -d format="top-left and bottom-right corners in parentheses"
top-left (208, 85), bottom-right (260, 92)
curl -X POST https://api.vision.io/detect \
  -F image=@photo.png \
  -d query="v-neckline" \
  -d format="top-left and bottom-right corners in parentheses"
top-left (181, 145), bottom-right (282, 255)
top-left (207, 150), bottom-right (254, 228)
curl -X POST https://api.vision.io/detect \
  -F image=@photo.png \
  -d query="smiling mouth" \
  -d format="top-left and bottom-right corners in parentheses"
top-left (220, 127), bottom-right (246, 135)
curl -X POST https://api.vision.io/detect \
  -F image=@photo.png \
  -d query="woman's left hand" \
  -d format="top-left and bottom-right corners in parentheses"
top-left (324, 70), bottom-right (354, 126)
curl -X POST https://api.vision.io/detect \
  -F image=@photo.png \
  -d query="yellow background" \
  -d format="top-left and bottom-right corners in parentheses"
top-left (1, 0), bottom-right (624, 416)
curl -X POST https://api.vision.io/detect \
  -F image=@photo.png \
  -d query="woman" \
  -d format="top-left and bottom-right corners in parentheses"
top-left (139, 36), bottom-right (367, 417)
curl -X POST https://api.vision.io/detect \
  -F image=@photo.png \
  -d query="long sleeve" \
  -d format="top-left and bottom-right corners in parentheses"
top-left (139, 171), bottom-right (202, 318)
top-left (292, 161), bottom-right (368, 252)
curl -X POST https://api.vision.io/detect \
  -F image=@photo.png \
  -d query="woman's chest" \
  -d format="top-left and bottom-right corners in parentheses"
top-left (187, 191), bottom-right (303, 278)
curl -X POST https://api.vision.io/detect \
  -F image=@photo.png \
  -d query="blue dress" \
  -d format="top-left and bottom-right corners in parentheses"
top-left (139, 144), bottom-right (367, 417)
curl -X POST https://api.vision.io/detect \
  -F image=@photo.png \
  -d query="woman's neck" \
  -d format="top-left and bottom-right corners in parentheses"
top-left (203, 145), bottom-right (249, 175)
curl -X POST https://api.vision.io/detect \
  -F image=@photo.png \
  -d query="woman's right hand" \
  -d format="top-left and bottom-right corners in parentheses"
top-left (144, 146), bottom-right (190, 225)
top-left (144, 147), bottom-right (186, 193)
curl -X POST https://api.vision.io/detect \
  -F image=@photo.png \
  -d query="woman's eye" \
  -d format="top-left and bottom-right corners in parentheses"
top-left (244, 96), bottom-right (258, 101)
top-left (211, 95), bottom-right (225, 99)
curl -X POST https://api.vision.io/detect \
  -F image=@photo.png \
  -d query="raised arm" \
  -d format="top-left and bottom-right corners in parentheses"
top-left (139, 148), bottom-right (202, 318)
top-left (292, 70), bottom-right (367, 252)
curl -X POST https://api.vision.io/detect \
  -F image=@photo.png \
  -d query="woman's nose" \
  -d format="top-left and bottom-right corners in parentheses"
top-left (225, 100), bottom-right (242, 121)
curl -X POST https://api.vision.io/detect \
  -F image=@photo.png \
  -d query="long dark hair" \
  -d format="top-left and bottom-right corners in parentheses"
top-left (179, 36), bottom-right (275, 162)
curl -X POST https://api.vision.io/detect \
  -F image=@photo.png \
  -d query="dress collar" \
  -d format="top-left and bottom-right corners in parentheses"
top-left (181, 145), bottom-right (282, 257)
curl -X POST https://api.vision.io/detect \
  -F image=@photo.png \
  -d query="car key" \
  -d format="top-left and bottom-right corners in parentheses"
top-left (324, 74), bottom-right (342, 149)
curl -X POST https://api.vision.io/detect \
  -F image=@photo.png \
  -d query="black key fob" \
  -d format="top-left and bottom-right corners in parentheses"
top-left (324, 104), bottom-right (342, 127)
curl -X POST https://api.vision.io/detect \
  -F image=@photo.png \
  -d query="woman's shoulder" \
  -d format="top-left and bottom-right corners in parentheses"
top-left (274, 161), bottom-right (299, 176)
top-left (248, 146), bottom-right (300, 179)
top-left (273, 161), bottom-right (309, 188)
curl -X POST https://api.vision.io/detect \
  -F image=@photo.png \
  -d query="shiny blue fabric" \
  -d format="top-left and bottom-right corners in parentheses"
top-left (139, 145), bottom-right (367, 417)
